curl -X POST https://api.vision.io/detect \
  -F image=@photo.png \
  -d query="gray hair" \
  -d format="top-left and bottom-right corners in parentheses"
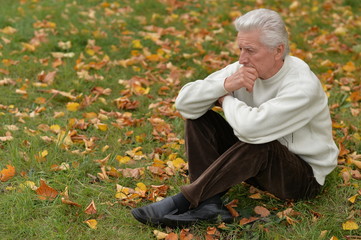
top-left (234, 9), bottom-right (289, 58)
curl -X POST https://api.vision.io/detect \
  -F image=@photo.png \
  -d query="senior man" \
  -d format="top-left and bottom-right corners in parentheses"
top-left (131, 8), bottom-right (338, 227)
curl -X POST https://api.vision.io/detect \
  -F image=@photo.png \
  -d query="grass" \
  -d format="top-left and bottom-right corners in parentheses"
top-left (0, 0), bottom-right (360, 239)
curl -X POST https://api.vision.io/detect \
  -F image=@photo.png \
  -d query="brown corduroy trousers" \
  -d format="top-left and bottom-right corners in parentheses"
top-left (180, 110), bottom-right (322, 208)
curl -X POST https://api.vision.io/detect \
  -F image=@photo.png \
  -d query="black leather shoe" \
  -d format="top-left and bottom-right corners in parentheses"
top-left (131, 197), bottom-right (179, 226)
top-left (163, 200), bottom-right (234, 228)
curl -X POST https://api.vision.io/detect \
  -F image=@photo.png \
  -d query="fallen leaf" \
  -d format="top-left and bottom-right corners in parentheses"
top-left (342, 220), bottom-right (359, 230)
top-left (0, 164), bottom-right (16, 182)
top-left (154, 230), bottom-right (171, 240)
top-left (61, 187), bottom-right (81, 207)
top-left (239, 216), bottom-right (259, 225)
top-left (84, 219), bottom-right (97, 229)
top-left (225, 199), bottom-right (240, 217)
top-left (36, 179), bottom-right (58, 201)
top-left (85, 200), bottom-right (97, 214)
top-left (342, 61), bottom-right (356, 72)
top-left (179, 229), bottom-right (194, 240)
top-left (165, 232), bottom-right (178, 240)
top-left (348, 194), bottom-right (358, 204)
top-left (254, 206), bottom-right (271, 217)
top-left (66, 102), bottom-right (80, 112)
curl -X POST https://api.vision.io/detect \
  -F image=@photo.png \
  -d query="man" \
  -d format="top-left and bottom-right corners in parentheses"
top-left (131, 8), bottom-right (339, 228)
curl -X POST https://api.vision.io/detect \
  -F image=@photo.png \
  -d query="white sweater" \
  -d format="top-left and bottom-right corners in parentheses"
top-left (175, 56), bottom-right (339, 185)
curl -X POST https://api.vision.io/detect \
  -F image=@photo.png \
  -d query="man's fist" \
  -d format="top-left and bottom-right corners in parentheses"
top-left (224, 66), bottom-right (258, 92)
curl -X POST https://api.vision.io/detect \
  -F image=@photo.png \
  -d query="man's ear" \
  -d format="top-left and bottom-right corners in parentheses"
top-left (275, 44), bottom-right (285, 60)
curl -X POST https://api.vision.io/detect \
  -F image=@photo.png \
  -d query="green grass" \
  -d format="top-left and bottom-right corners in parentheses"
top-left (0, 0), bottom-right (360, 239)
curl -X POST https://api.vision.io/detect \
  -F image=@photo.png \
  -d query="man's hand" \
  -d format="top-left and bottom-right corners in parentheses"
top-left (224, 66), bottom-right (258, 92)
top-left (216, 94), bottom-right (230, 106)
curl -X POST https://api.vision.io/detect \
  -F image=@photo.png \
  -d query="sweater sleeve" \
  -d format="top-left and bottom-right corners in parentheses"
top-left (222, 74), bottom-right (327, 144)
top-left (175, 62), bottom-right (240, 119)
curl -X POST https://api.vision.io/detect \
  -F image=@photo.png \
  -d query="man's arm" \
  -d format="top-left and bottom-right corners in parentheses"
top-left (175, 62), bottom-right (241, 119)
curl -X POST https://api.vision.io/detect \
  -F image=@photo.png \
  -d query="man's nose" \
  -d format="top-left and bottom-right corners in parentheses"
top-left (238, 51), bottom-right (248, 65)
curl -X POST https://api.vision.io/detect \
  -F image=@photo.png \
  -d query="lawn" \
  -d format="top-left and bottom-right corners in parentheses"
top-left (0, 0), bottom-right (360, 239)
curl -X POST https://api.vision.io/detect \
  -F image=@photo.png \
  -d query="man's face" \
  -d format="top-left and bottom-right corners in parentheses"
top-left (236, 31), bottom-right (283, 80)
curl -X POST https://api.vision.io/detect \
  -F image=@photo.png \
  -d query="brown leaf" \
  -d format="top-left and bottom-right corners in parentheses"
top-left (254, 206), bottom-right (271, 217)
top-left (351, 169), bottom-right (361, 180)
top-left (37, 70), bottom-right (57, 85)
top-left (61, 198), bottom-right (82, 207)
top-left (179, 229), bottom-right (194, 240)
top-left (239, 216), bottom-right (259, 225)
top-left (225, 199), bottom-right (240, 217)
top-left (276, 208), bottom-right (301, 219)
top-left (36, 179), bottom-right (58, 201)
top-left (61, 187), bottom-right (81, 207)
top-left (165, 232), bottom-right (179, 240)
top-left (85, 200), bottom-right (97, 214)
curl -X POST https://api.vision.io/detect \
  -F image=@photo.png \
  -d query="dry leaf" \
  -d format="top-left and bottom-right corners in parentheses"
top-left (36, 179), bottom-right (58, 201)
top-left (342, 220), bottom-right (359, 230)
top-left (165, 232), bottom-right (178, 240)
top-left (254, 206), bottom-right (271, 217)
top-left (0, 164), bottom-right (16, 182)
top-left (84, 219), bottom-right (97, 229)
top-left (179, 229), bottom-right (194, 240)
top-left (153, 230), bottom-right (169, 240)
top-left (66, 102), bottom-right (80, 111)
top-left (239, 216), bottom-right (259, 225)
top-left (85, 200), bottom-right (97, 214)
top-left (225, 199), bottom-right (240, 217)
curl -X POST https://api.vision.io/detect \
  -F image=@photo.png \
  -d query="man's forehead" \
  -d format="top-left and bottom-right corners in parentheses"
top-left (236, 32), bottom-right (262, 47)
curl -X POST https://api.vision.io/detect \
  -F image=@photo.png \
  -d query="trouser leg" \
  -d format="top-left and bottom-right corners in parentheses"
top-left (182, 110), bottom-right (321, 208)
top-left (185, 110), bottom-right (239, 182)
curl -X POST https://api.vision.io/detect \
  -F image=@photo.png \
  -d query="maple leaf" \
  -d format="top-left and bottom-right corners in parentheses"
top-left (36, 179), bottom-right (58, 201)
top-left (0, 165), bottom-right (16, 182)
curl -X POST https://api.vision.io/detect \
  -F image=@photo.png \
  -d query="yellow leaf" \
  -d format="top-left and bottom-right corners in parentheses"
top-left (348, 194), bottom-right (358, 203)
top-left (54, 111), bottom-right (65, 118)
top-left (50, 124), bottom-right (61, 134)
top-left (84, 219), bottom-right (97, 229)
top-left (20, 181), bottom-right (38, 190)
top-left (116, 155), bottom-right (131, 164)
top-left (0, 26), bottom-right (17, 34)
top-left (96, 123), bottom-right (108, 131)
top-left (40, 150), bottom-right (48, 158)
top-left (66, 102), bottom-right (80, 112)
top-left (342, 220), bottom-right (359, 230)
top-left (21, 42), bottom-right (36, 52)
top-left (342, 61), bottom-right (356, 72)
top-left (289, 1), bottom-right (300, 11)
top-left (83, 112), bottom-right (98, 119)
top-left (132, 39), bottom-right (143, 49)
top-left (136, 182), bottom-right (147, 191)
top-left (329, 236), bottom-right (338, 240)
top-left (351, 159), bottom-right (361, 169)
top-left (172, 158), bottom-right (186, 169)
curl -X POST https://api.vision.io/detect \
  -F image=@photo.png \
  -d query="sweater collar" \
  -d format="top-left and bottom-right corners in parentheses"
top-left (260, 55), bottom-right (290, 84)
